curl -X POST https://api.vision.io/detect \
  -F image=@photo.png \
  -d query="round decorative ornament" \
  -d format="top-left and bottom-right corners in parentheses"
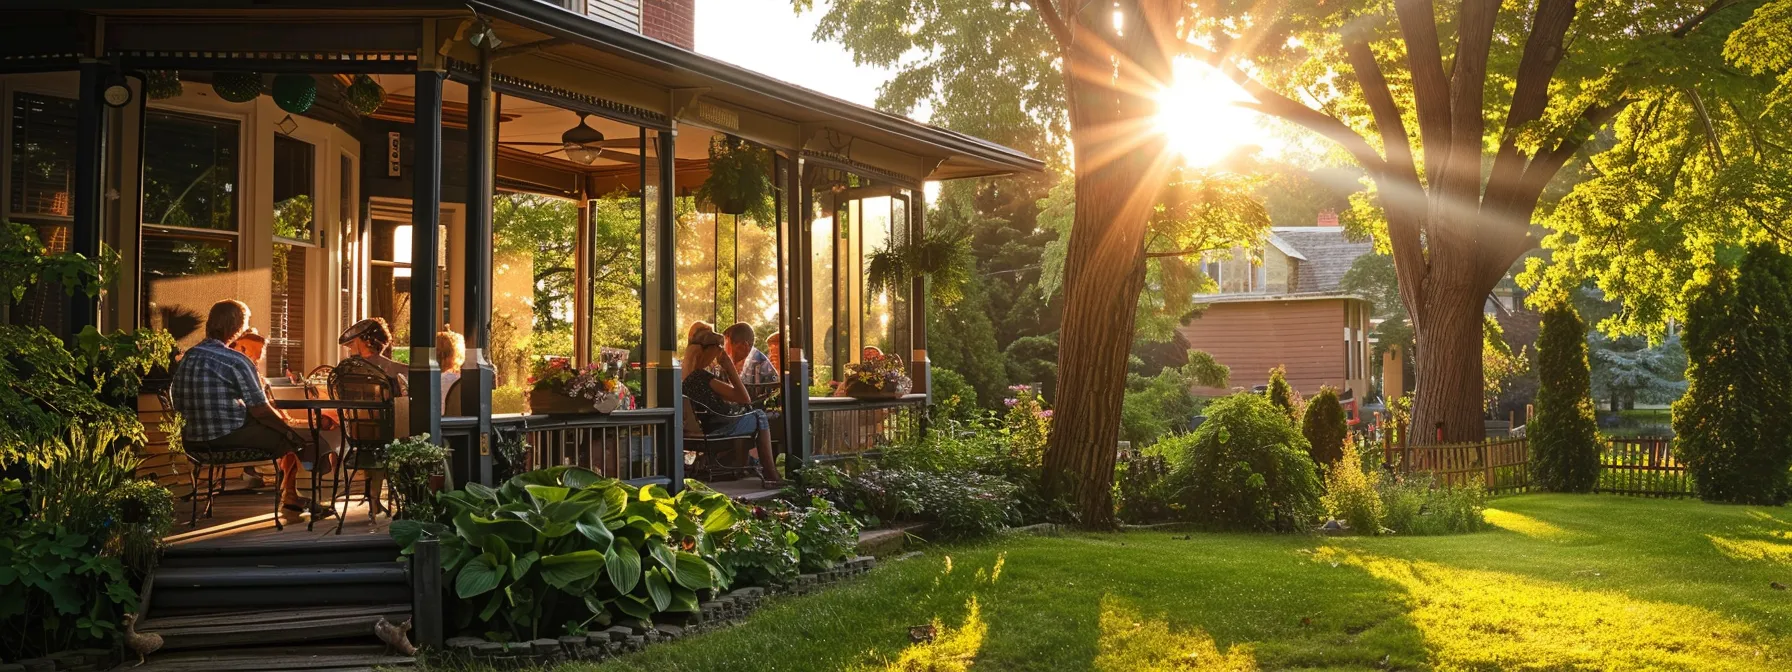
top-left (211, 72), bottom-right (263, 103)
top-left (145, 71), bottom-right (183, 100)
top-left (345, 74), bottom-right (387, 116)
top-left (272, 74), bottom-right (317, 114)
top-left (102, 83), bottom-right (132, 108)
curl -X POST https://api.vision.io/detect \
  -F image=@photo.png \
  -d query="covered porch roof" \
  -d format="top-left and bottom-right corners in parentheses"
top-left (8, 1), bottom-right (1044, 184)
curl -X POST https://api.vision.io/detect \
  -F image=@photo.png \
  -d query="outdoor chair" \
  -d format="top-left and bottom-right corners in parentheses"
top-left (444, 377), bottom-right (463, 417)
top-left (303, 364), bottom-right (334, 400)
top-left (327, 357), bottom-right (397, 533)
top-left (161, 391), bottom-right (286, 530)
top-left (682, 397), bottom-right (760, 482)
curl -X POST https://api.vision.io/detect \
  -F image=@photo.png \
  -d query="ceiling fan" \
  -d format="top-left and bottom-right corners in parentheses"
top-left (499, 113), bottom-right (646, 164)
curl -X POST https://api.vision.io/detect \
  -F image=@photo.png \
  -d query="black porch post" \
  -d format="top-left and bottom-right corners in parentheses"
top-left (653, 127), bottom-right (685, 491)
top-left (781, 155), bottom-right (812, 469)
top-left (909, 193), bottom-right (931, 407)
top-left (408, 68), bottom-right (444, 441)
top-left (459, 48), bottom-right (497, 484)
top-left (69, 60), bottom-right (106, 336)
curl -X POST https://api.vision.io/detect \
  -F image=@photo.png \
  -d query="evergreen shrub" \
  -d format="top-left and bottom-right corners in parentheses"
top-left (1531, 303), bottom-right (1601, 492)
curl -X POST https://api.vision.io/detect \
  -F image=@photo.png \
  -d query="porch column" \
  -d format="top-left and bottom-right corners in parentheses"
top-left (69, 60), bottom-right (107, 336)
top-left (459, 49), bottom-right (497, 484)
top-left (648, 127), bottom-right (685, 491)
top-left (408, 68), bottom-right (444, 441)
top-left (909, 192), bottom-right (931, 409)
top-left (781, 154), bottom-right (812, 468)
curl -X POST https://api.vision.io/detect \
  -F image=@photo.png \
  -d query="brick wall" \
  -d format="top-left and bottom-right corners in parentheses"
top-left (641, 0), bottom-right (695, 49)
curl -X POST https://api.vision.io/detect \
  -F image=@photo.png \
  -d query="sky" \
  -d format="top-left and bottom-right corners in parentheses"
top-left (693, 0), bottom-right (893, 109)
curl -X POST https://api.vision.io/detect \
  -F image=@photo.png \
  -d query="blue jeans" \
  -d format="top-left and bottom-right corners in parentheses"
top-left (703, 409), bottom-right (769, 437)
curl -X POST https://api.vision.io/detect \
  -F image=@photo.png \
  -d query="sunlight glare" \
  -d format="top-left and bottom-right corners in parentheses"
top-left (1155, 57), bottom-right (1266, 167)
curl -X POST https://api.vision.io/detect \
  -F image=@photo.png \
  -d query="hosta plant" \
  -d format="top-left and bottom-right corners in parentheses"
top-left (391, 468), bottom-right (740, 639)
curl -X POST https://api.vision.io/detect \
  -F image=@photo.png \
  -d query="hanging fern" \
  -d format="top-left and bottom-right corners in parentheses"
top-left (695, 135), bottom-right (776, 225)
top-left (867, 230), bottom-right (974, 307)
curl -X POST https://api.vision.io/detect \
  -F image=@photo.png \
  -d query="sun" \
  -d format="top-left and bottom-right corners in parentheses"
top-left (1155, 58), bottom-right (1268, 167)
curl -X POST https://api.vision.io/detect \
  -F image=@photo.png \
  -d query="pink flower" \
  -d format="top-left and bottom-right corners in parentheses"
top-left (1036, 410), bottom-right (1053, 419)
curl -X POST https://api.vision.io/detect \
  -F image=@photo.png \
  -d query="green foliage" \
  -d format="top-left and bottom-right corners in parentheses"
top-left (1375, 474), bottom-right (1490, 536)
top-left (1531, 304), bottom-right (1603, 492)
top-left (924, 281), bottom-right (1009, 412)
top-left (1002, 335), bottom-right (1059, 403)
top-left (785, 499), bottom-right (861, 572)
top-left (383, 434), bottom-right (452, 521)
top-left (1674, 245), bottom-right (1792, 504)
top-left (105, 479), bottom-right (175, 569)
top-left (867, 230), bottom-right (975, 307)
top-left (390, 469), bottom-right (736, 638)
top-left (715, 509), bottom-right (800, 587)
top-left (801, 463), bottom-right (1019, 539)
top-left (1112, 452), bottom-right (1177, 524)
top-left (1321, 441), bottom-right (1383, 535)
top-left (928, 367), bottom-right (981, 424)
top-left (1264, 365), bottom-right (1301, 424)
top-left (1483, 315), bottom-right (1532, 414)
top-left (1, 220), bottom-right (108, 303)
top-left (694, 135), bottom-right (775, 225)
top-left (1589, 331), bottom-right (1688, 410)
top-left (0, 518), bottom-right (138, 660)
top-left (1301, 387), bottom-right (1349, 467)
top-left (1161, 393), bottom-right (1322, 532)
top-left (1120, 350), bottom-right (1227, 446)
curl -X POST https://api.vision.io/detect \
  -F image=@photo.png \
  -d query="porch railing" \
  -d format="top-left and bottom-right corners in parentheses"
top-left (806, 394), bottom-right (927, 461)
top-left (441, 409), bottom-right (676, 488)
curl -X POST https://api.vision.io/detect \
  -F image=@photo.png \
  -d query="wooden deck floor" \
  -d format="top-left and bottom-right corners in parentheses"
top-left (163, 477), bottom-right (780, 548)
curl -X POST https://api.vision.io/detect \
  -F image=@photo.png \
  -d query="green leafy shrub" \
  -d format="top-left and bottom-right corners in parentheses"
top-left (928, 367), bottom-right (981, 424)
top-left (800, 464), bottom-right (1017, 539)
top-left (391, 469), bottom-right (736, 638)
top-left (786, 498), bottom-right (861, 571)
top-left (1161, 393), bottom-right (1321, 532)
top-left (1531, 303), bottom-right (1601, 492)
top-left (1320, 440), bottom-right (1382, 534)
top-left (1674, 246), bottom-right (1792, 504)
top-left (382, 434), bottom-right (453, 521)
top-left (1301, 387), bottom-right (1348, 469)
top-left (715, 509), bottom-right (799, 587)
top-left (1376, 474), bottom-right (1489, 535)
top-left (1264, 365), bottom-right (1302, 424)
top-left (106, 479), bottom-right (176, 568)
top-left (1113, 452), bottom-right (1178, 524)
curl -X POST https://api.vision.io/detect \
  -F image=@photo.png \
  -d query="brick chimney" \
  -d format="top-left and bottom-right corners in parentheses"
top-left (1315, 209), bottom-right (1340, 227)
top-left (641, 0), bottom-right (695, 50)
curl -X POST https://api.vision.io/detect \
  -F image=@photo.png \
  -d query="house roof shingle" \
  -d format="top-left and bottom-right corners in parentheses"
top-left (1271, 227), bottom-right (1374, 293)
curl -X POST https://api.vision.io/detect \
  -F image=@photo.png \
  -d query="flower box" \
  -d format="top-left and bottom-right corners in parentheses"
top-left (529, 388), bottom-right (591, 415)
top-left (844, 379), bottom-right (911, 399)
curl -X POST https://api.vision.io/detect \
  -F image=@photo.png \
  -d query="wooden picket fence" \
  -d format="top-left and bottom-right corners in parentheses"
top-left (1378, 433), bottom-right (1693, 498)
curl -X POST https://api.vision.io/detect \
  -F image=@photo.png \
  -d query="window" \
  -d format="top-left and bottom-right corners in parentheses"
top-left (268, 135), bottom-right (316, 376)
top-left (7, 93), bottom-right (76, 330)
top-left (806, 173), bottom-right (913, 383)
top-left (140, 111), bottom-right (240, 346)
top-left (368, 213), bottom-right (446, 363)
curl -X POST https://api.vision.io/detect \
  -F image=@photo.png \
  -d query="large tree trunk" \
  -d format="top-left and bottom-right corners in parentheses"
top-left (1038, 0), bottom-right (1174, 528)
top-left (1409, 285), bottom-right (1489, 443)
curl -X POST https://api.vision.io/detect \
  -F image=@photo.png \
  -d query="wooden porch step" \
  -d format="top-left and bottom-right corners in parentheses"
top-left (124, 644), bottom-right (412, 671)
top-left (162, 533), bottom-right (400, 567)
top-left (138, 604), bottom-right (411, 651)
top-left (149, 562), bottom-right (411, 612)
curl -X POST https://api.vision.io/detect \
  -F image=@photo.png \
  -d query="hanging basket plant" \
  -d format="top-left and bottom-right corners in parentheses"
top-left (144, 71), bottom-right (182, 100)
top-left (866, 230), bottom-right (975, 307)
top-left (696, 134), bottom-right (775, 224)
top-left (272, 74), bottom-right (317, 114)
top-left (345, 74), bottom-right (387, 116)
top-left (211, 72), bottom-right (263, 103)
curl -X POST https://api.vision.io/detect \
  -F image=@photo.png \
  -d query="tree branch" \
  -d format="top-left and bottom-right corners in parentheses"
top-left (1443, 0), bottom-right (1499, 198)
top-left (1032, 0), bottom-right (1074, 47)
top-left (1393, 0), bottom-right (1453, 186)
top-left (1673, 0), bottom-right (1743, 38)
top-left (1685, 87), bottom-right (1727, 168)
top-left (1341, 26), bottom-right (1430, 305)
top-left (1485, 0), bottom-right (1577, 221)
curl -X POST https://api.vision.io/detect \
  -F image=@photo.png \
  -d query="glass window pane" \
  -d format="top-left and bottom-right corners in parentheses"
top-left (589, 191), bottom-right (643, 376)
top-left (676, 203), bottom-right (716, 329)
top-left (490, 193), bottom-right (578, 388)
top-left (143, 111), bottom-right (239, 231)
top-left (272, 135), bottom-right (316, 243)
top-left (809, 194), bottom-right (835, 387)
top-left (269, 242), bottom-right (309, 376)
top-left (141, 230), bottom-right (238, 348)
top-left (8, 93), bottom-right (77, 218)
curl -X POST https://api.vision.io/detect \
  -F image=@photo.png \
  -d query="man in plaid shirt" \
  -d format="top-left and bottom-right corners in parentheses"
top-left (721, 322), bottom-right (779, 388)
top-left (173, 300), bottom-right (335, 519)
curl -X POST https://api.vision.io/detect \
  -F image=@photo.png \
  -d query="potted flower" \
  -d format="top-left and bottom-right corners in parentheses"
top-left (841, 355), bottom-right (912, 399)
top-left (529, 357), bottom-right (625, 414)
top-left (382, 434), bottom-right (452, 520)
top-left (695, 134), bottom-right (774, 222)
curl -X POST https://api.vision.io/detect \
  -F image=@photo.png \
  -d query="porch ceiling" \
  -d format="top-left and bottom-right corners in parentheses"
top-left (27, 1), bottom-right (1044, 182)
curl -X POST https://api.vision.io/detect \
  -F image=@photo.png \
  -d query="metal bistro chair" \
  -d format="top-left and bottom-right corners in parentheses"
top-left (682, 397), bottom-right (761, 482)
top-left (303, 364), bottom-right (334, 400)
top-left (327, 357), bottom-right (397, 533)
top-left (160, 391), bottom-right (287, 530)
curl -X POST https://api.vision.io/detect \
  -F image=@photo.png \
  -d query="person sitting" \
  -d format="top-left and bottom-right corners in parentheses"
top-left (764, 332), bottom-right (783, 374)
top-left (722, 322), bottom-right (779, 386)
top-left (682, 323), bottom-right (780, 485)
top-left (338, 318), bottom-right (409, 394)
top-left (172, 300), bottom-right (334, 519)
top-left (437, 327), bottom-right (465, 408)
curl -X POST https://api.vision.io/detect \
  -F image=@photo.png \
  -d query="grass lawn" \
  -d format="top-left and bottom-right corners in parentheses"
top-left (551, 495), bottom-right (1792, 671)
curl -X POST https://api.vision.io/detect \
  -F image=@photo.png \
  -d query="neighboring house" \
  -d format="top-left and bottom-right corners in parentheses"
top-left (1179, 224), bottom-right (1375, 399)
